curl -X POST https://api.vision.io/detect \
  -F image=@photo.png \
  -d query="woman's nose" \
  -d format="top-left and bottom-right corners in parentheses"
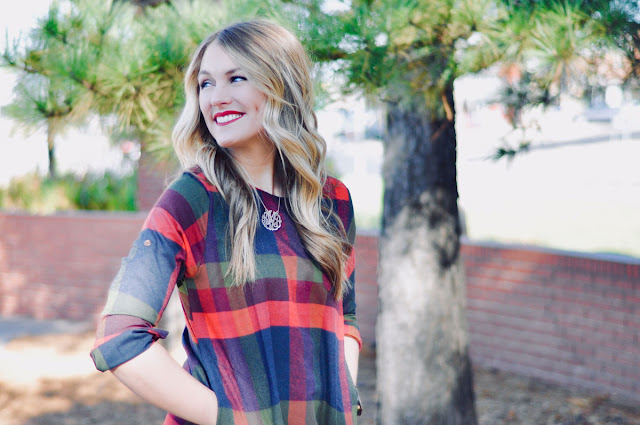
top-left (209, 85), bottom-right (231, 107)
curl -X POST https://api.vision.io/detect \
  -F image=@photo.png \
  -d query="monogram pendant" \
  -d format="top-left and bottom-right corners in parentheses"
top-left (261, 209), bottom-right (282, 231)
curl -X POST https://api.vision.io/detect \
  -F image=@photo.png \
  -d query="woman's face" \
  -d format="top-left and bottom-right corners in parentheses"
top-left (197, 42), bottom-right (267, 155)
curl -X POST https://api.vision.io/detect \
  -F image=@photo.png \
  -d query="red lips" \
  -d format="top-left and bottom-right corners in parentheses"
top-left (213, 110), bottom-right (244, 126)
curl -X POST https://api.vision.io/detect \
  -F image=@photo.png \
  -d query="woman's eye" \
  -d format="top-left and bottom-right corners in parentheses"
top-left (231, 76), bottom-right (247, 83)
top-left (199, 80), bottom-right (212, 89)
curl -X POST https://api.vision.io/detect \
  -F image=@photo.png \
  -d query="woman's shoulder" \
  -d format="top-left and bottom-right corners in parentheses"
top-left (323, 176), bottom-right (355, 240)
top-left (182, 165), bottom-right (219, 193)
top-left (163, 166), bottom-right (219, 201)
top-left (152, 166), bottom-right (218, 218)
top-left (323, 176), bottom-right (352, 202)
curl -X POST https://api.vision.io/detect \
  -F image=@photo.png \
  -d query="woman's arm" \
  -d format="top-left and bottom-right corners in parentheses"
top-left (344, 335), bottom-right (360, 385)
top-left (111, 342), bottom-right (218, 425)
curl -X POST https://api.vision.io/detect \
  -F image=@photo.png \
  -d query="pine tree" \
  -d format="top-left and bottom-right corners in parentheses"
top-left (291, 0), bottom-right (639, 423)
top-left (1, 1), bottom-right (133, 178)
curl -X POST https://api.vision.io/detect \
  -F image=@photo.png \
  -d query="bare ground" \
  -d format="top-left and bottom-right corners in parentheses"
top-left (1, 331), bottom-right (639, 425)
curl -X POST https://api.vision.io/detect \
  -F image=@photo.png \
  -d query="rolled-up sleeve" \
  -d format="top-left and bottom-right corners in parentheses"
top-left (91, 173), bottom-right (207, 372)
top-left (90, 226), bottom-right (185, 371)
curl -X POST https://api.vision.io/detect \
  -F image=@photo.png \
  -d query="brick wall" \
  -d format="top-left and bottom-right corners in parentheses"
top-left (0, 211), bottom-right (146, 320)
top-left (462, 241), bottom-right (640, 402)
top-left (1, 212), bottom-right (639, 402)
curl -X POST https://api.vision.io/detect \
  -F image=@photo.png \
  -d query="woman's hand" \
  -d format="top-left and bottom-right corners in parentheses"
top-left (112, 342), bottom-right (218, 425)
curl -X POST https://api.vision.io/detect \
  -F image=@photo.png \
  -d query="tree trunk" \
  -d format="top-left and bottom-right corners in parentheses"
top-left (47, 125), bottom-right (56, 179)
top-left (376, 88), bottom-right (477, 425)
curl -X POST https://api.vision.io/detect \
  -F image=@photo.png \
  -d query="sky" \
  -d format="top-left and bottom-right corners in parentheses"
top-left (1, 0), bottom-right (51, 44)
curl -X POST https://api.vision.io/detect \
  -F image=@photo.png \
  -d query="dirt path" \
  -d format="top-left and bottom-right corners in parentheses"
top-left (1, 330), bottom-right (639, 425)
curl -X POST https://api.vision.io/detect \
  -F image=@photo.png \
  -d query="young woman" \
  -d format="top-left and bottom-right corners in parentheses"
top-left (91, 20), bottom-right (361, 425)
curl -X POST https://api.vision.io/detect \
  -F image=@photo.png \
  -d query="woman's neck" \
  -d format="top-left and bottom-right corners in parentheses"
top-left (232, 145), bottom-right (281, 196)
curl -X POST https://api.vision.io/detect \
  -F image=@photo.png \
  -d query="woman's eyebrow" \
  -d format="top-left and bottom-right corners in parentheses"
top-left (198, 68), bottom-right (241, 77)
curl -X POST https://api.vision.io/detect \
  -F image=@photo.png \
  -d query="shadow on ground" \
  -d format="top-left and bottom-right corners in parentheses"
top-left (22, 401), bottom-right (166, 425)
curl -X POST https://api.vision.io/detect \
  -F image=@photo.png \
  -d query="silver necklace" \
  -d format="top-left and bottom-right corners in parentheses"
top-left (256, 190), bottom-right (282, 231)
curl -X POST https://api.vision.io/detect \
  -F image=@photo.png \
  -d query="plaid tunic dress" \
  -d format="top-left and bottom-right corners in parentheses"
top-left (91, 168), bottom-right (361, 425)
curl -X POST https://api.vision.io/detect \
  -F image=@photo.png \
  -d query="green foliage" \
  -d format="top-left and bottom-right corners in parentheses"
top-left (497, 71), bottom-right (557, 129)
top-left (70, 172), bottom-right (137, 211)
top-left (489, 141), bottom-right (532, 161)
top-left (290, 0), bottom-right (515, 114)
top-left (0, 173), bottom-right (74, 214)
top-left (0, 172), bottom-right (137, 214)
top-left (489, 70), bottom-right (557, 161)
top-left (1, 0), bottom-right (132, 177)
top-left (293, 0), bottom-right (638, 122)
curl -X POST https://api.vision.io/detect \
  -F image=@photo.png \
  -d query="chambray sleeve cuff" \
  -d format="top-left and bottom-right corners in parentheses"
top-left (90, 317), bottom-right (168, 372)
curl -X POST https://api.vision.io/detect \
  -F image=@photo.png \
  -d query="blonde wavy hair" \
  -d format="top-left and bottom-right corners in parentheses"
top-left (172, 20), bottom-right (352, 299)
